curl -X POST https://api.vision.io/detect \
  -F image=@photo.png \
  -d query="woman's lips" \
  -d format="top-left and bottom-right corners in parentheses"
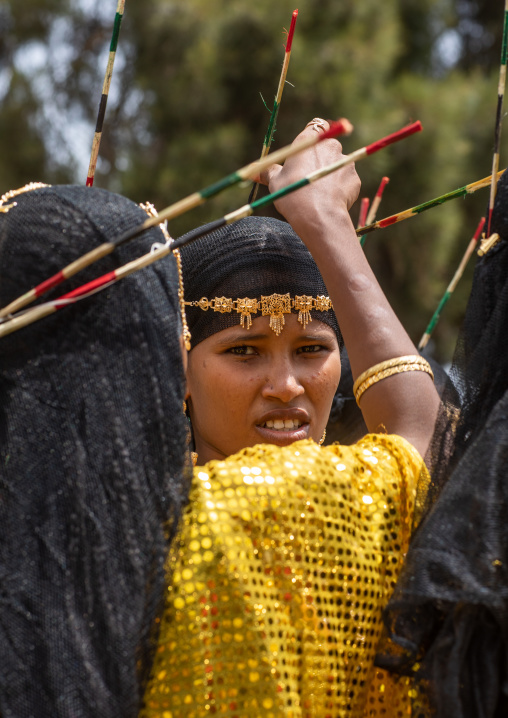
top-left (255, 413), bottom-right (310, 443)
top-left (255, 423), bottom-right (310, 443)
top-left (261, 418), bottom-right (302, 430)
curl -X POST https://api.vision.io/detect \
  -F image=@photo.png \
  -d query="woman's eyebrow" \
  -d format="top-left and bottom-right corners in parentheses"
top-left (300, 333), bottom-right (336, 342)
top-left (216, 333), bottom-right (269, 345)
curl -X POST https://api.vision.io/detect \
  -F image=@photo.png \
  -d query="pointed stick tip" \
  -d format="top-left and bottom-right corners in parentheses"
top-left (323, 118), bottom-right (353, 140)
top-left (357, 197), bottom-right (370, 228)
top-left (375, 176), bottom-right (390, 198)
top-left (366, 120), bottom-right (422, 155)
top-left (418, 335), bottom-right (430, 351)
top-left (285, 10), bottom-right (299, 51)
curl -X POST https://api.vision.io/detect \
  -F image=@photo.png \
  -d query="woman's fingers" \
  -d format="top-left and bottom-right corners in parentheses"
top-left (257, 163), bottom-right (282, 188)
top-left (257, 118), bottom-right (342, 189)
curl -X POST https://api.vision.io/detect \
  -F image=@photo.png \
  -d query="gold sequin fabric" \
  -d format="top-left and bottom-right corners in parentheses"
top-left (141, 435), bottom-right (426, 718)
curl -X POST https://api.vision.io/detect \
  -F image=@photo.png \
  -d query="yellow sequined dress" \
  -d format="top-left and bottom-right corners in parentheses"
top-left (141, 435), bottom-right (427, 717)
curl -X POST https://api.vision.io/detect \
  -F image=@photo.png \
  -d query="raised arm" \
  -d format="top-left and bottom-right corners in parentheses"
top-left (259, 119), bottom-right (440, 458)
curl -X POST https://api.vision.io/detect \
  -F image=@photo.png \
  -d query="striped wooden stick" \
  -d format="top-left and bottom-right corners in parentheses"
top-left (357, 171), bottom-right (505, 236)
top-left (357, 197), bottom-right (370, 229)
top-left (0, 118), bottom-right (352, 318)
top-left (249, 9), bottom-right (298, 202)
top-left (0, 250), bottom-right (162, 340)
top-left (366, 176), bottom-right (390, 225)
top-left (487, 0), bottom-right (508, 234)
top-left (86, 0), bottom-right (126, 187)
top-left (418, 217), bottom-right (486, 350)
top-left (0, 121), bottom-right (422, 338)
top-left (175, 122), bottom-right (422, 244)
top-left (359, 176), bottom-right (389, 247)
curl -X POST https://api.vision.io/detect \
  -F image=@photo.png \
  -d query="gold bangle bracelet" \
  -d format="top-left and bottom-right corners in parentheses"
top-left (353, 356), bottom-right (434, 405)
top-left (353, 355), bottom-right (429, 395)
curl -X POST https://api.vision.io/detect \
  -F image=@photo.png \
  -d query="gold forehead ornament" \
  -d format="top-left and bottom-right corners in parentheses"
top-left (184, 293), bottom-right (333, 336)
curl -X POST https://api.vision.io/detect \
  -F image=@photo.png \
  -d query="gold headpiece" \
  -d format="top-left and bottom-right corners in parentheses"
top-left (0, 183), bottom-right (49, 213)
top-left (139, 202), bottom-right (192, 351)
top-left (184, 293), bottom-right (333, 336)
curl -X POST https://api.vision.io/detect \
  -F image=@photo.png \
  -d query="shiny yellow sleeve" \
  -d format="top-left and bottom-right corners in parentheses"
top-left (141, 436), bottom-right (427, 718)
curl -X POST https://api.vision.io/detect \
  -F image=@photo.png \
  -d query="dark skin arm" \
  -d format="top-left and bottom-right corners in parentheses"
top-left (259, 120), bottom-right (440, 458)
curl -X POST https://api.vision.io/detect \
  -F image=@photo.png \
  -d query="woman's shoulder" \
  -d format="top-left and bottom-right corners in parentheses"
top-left (194, 434), bottom-right (425, 501)
top-left (325, 433), bottom-right (425, 480)
top-left (196, 433), bottom-right (422, 468)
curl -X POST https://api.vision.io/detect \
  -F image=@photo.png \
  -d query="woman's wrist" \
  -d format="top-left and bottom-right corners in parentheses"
top-left (282, 204), bottom-right (357, 258)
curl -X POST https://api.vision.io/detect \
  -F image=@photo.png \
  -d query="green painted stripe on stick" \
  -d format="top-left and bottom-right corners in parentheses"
top-left (424, 290), bottom-right (452, 335)
top-left (251, 177), bottom-right (309, 210)
top-left (502, 11), bottom-right (508, 65)
top-left (110, 12), bottom-right (124, 52)
top-left (414, 187), bottom-right (468, 214)
top-left (263, 97), bottom-right (280, 148)
top-left (200, 172), bottom-right (242, 200)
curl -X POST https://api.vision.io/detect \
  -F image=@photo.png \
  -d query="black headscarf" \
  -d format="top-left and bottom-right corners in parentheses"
top-left (0, 185), bottom-right (190, 717)
top-left (179, 216), bottom-right (341, 348)
top-left (378, 170), bottom-right (508, 717)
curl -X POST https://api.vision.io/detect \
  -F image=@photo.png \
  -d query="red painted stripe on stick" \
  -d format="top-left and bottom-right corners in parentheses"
top-left (473, 216), bottom-right (486, 242)
top-left (488, 207), bottom-right (494, 236)
top-left (376, 176), bottom-right (390, 198)
top-left (379, 215), bottom-right (399, 228)
top-left (34, 271), bottom-right (66, 297)
top-left (358, 198), bottom-right (370, 228)
top-left (285, 10), bottom-right (298, 52)
top-left (58, 270), bottom-right (117, 304)
top-left (322, 118), bottom-right (353, 140)
top-left (366, 121), bottom-right (422, 155)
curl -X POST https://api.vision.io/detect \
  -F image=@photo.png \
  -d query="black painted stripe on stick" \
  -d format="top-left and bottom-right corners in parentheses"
top-left (494, 93), bottom-right (504, 151)
top-left (95, 94), bottom-right (108, 133)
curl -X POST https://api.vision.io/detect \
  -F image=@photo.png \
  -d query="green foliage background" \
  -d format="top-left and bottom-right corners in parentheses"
top-left (0, 0), bottom-right (505, 360)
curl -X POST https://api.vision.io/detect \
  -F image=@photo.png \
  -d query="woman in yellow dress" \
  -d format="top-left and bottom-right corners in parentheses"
top-left (141, 120), bottom-right (439, 717)
top-left (0, 122), bottom-right (438, 718)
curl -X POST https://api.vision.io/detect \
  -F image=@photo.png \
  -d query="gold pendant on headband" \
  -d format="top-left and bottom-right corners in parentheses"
top-left (261, 294), bottom-right (291, 337)
top-left (237, 298), bottom-right (259, 329)
top-left (214, 297), bottom-right (233, 313)
top-left (294, 295), bottom-right (314, 329)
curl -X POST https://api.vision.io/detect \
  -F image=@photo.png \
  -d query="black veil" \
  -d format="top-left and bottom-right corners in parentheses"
top-left (0, 185), bottom-right (190, 717)
top-left (377, 170), bottom-right (508, 717)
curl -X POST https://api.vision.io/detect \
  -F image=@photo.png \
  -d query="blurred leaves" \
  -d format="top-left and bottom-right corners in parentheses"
top-left (0, 0), bottom-right (507, 360)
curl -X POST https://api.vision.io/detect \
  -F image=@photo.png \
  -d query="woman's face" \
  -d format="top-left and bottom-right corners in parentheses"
top-left (186, 314), bottom-right (341, 463)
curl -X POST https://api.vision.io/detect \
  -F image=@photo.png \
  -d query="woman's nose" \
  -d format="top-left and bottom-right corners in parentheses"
top-left (260, 360), bottom-right (304, 403)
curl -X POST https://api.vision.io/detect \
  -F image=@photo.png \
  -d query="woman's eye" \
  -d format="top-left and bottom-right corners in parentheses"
top-left (298, 344), bottom-right (325, 354)
top-left (227, 345), bottom-right (257, 356)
